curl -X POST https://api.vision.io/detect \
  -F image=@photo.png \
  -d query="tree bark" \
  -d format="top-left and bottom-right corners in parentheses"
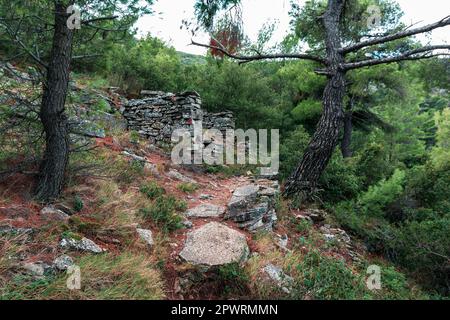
top-left (283, 0), bottom-right (346, 198)
top-left (35, 2), bottom-right (74, 202)
top-left (341, 111), bottom-right (353, 158)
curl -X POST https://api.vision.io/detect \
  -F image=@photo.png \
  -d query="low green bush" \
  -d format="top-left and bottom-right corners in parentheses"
top-left (177, 183), bottom-right (198, 194)
top-left (289, 250), bottom-right (369, 300)
top-left (140, 182), bottom-right (165, 199)
top-left (139, 195), bottom-right (186, 233)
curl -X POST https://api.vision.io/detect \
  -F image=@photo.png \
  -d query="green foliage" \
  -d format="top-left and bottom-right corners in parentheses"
top-left (406, 164), bottom-right (450, 215)
top-left (129, 131), bottom-right (141, 144)
top-left (289, 0), bottom-right (404, 52)
top-left (430, 108), bottom-right (450, 170)
top-left (0, 0), bottom-right (154, 72)
top-left (73, 195), bottom-right (84, 213)
top-left (194, 0), bottom-right (241, 30)
top-left (139, 195), bottom-right (186, 233)
top-left (217, 263), bottom-right (250, 297)
top-left (279, 126), bottom-right (310, 180)
top-left (290, 250), bottom-right (369, 300)
top-left (356, 142), bottom-right (393, 188)
top-left (291, 98), bottom-right (322, 127)
top-left (294, 218), bottom-right (313, 235)
top-left (140, 182), bottom-right (165, 199)
top-left (389, 217), bottom-right (450, 295)
top-left (177, 183), bottom-right (198, 194)
top-left (92, 99), bottom-right (111, 113)
top-left (320, 154), bottom-right (362, 203)
top-left (358, 169), bottom-right (406, 217)
top-left (332, 161), bottom-right (450, 295)
top-left (105, 36), bottom-right (182, 93)
top-left (188, 59), bottom-right (284, 130)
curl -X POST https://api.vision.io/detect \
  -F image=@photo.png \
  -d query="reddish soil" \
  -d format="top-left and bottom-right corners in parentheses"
top-left (0, 135), bottom-right (262, 300)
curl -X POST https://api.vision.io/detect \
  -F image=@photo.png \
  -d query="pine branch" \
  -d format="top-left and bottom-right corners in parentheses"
top-left (341, 15), bottom-right (450, 54)
top-left (191, 40), bottom-right (327, 65)
top-left (343, 45), bottom-right (450, 70)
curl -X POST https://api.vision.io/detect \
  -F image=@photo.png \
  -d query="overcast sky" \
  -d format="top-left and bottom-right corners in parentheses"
top-left (136, 0), bottom-right (450, 55)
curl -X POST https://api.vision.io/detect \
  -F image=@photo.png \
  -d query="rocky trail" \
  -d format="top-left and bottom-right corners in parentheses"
top-left (0, 137), bottom-right (367, 299)
top-left (121, 145), bottom-right (283, 299)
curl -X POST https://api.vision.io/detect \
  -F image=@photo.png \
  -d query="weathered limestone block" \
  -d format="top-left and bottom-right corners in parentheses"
top-left (184, 204), bottom-right (225, 218)
top-left (225, 181), bottom-right (280, 232)
top-left (179, 222), bottom-right (249, 268)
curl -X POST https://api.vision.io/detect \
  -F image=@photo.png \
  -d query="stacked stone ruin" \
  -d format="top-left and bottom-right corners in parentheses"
top-left (120, 90), bottom-right (235, 144)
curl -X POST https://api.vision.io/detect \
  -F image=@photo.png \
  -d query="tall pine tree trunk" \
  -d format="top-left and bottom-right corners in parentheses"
top-left (35, 2), bottom-right (74, 202)
top-left (283, 0), bottom-right (346, 198)
top-left (341, 111), bottom-right (353, 158)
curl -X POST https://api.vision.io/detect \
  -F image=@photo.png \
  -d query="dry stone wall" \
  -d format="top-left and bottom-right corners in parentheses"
top-left (120, 91), bottom-right (234, 144)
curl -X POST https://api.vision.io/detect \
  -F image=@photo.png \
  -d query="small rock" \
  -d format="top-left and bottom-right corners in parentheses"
top-left (53, 255), bottom-right (74, 271)
top-left (0, 225), bottom-right (33, 236)
top-left (60, 237), bottom-right (104, 253)
top-left (40, 206), bottom-right (70, 222)
top-left (72, 119), bottom-right (106, 138)
top-left (167, 169), bottom-right (197, 184)
top-left (23, 262), bottom-right (53, 277)
top-left (199, 194), bottom-right (213, 200)
top-left (184, 203), bottom-right (225, 218)
top-left (263, 264), bottom-right (293, 294)
top-left (23, 263), bottom-right (45, 277)
top-left (53, 203), bottom-right (74, 216)
top-left (122, 150), bottom-right (147, 162)
top-left (174, 278), bottom-right (182, 294)
top-left (182, 220), bottom-right (193, 229)
top-left (276, 234), bottom-right (289, 250)
top-left (303, 209), bottom-right (327, 224)
top-left (258, 187), bottom-right (278, 197)
top-left (296, 214), bottom-right (313, 223)
top-left (136, 228), bottom-right (154, 247)
top-left (144, 162), bottom-right (160, 177)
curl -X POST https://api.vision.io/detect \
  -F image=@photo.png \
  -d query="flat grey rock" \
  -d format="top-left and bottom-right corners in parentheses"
top-left (23, 263), bottom-right (45, 277)
top-left (22, 262), bottom-right (53, 277)
top-left (184, 204), bottom-right (225, 218)
top-left (40, 206), bottom-right (70, 222)
top-left (179, 222), bottom-right (249, 268)
top-left (60, 237), bottom-right (104, 253)
top-left (263, 264), bottom-right (293, 294)
top-left (136, 228), bottom-right (154, 247)
top-left (227, 184), bottom-right (260, 213)
top-left (53, 255), bottom-right (74, 271)
top-left (167, 169), bottom-right (197, 184)
top-left (0, 225), bottom-right (33, 236)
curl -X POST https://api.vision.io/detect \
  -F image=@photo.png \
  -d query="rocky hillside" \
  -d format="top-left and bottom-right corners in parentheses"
top-left (0, 65), bottom-right (427, 300)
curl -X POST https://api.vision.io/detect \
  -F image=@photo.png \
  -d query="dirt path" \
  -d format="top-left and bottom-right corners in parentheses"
top-left (142, 152), bottom-right (257, 299)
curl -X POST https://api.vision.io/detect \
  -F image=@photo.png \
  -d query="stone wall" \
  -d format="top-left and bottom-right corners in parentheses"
top-left (120, 91), bottom-right (234, 144)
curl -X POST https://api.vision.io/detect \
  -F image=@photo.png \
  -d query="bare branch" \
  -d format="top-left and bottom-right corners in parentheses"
top-left (343, 45), bottom-right (450, 70)
top-left (191, 40), bottom-right (326, 65)
top-left (81, 16), bottom-right (118, 25)
top-left (72, 54), bottom-right (103, 60)
top-left (341, 15), bottom-right (450, 54)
